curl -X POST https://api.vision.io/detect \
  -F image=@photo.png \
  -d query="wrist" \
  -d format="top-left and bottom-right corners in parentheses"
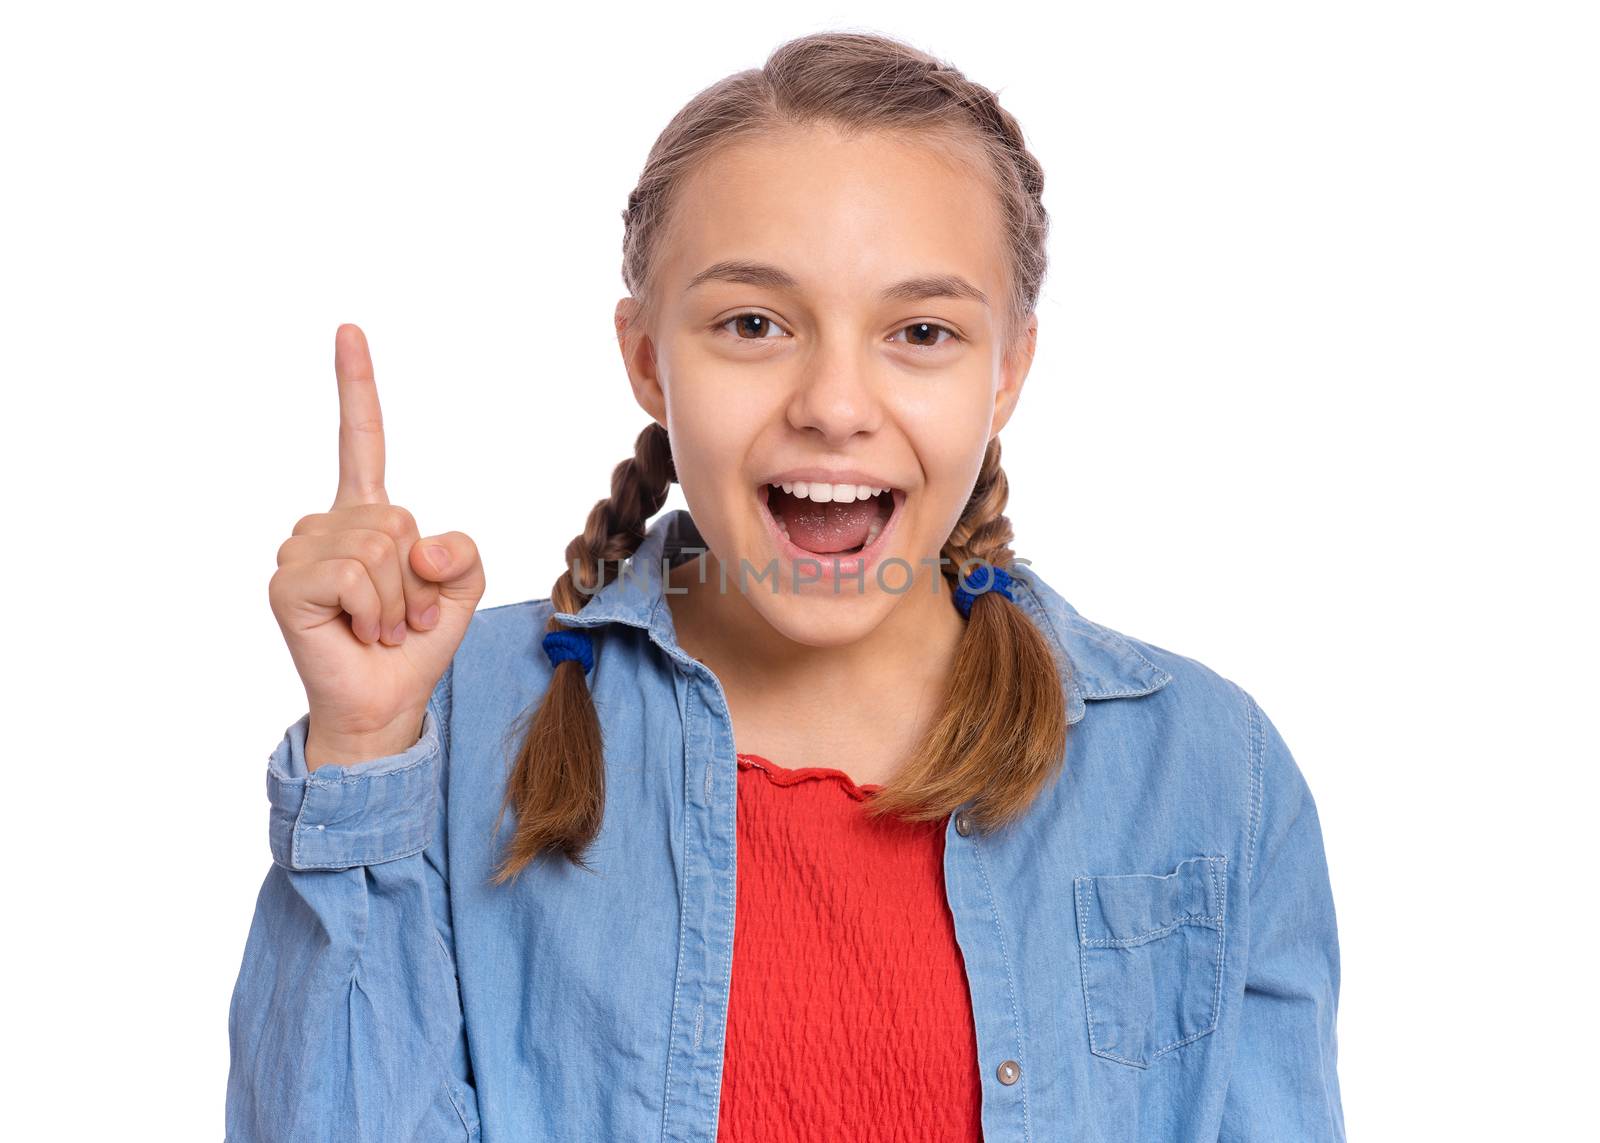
top-left (305, 706), bottom-right (428, 770)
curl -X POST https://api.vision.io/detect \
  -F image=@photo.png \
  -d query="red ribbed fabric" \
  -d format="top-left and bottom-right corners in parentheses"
top-left (716, 751), bottom-right (985, 1143)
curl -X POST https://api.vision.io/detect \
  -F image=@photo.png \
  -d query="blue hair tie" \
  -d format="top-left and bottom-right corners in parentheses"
top-left (952, 564), bottom-right (1016, 618)
top-left (542, 629), bottom-right (595, 674)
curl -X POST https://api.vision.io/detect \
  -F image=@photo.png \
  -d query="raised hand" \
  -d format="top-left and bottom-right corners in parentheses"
top-left (267, 324), bottom-right (486, 769)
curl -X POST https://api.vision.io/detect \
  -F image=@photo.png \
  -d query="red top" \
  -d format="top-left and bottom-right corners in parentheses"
top-left (716, 751), bottom-right (985, 1142)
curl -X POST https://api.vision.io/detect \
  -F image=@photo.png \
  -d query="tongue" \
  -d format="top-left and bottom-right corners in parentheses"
top-left (773, 490), bottom-right (880, 554)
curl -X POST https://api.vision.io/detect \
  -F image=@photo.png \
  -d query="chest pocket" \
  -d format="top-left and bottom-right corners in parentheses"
top-left (1073, 854), bottom-right (1228, 1068)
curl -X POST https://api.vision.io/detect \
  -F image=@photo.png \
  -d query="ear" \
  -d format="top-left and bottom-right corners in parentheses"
top-left (616, 296), bottom-right (667, 428)
top-left (989, 312), bottom-right (1037, 438)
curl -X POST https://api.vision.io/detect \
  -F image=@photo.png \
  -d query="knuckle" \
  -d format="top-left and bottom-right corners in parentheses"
top-left (356, 529), bottom-right (393, 568)
top-left (336, 558), bottom-right (368, 594)
top-left (291, 512), bottom-right (324, 536)
top-left (382, 504), bottom-right (417, 536)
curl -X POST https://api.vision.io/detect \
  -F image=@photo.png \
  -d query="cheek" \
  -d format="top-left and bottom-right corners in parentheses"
top-left (897, 384), bottom-right (995, 487)
top-left (891, 387), bottom-right (995, 553)
top-left (658, 382), bottom-right (765, 524)
top-left (660, 334), bottom-right (777, 430)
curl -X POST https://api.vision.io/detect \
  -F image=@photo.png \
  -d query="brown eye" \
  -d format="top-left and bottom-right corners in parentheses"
top-left (893, 321), bottom-right (960, 349)
top-left (720, 313), bottom-right (789, 340)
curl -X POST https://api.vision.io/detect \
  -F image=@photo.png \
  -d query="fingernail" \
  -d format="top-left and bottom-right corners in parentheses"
top-left (427, 545), bottom-right (449, 573)
top-left (390, 621), bottom-right (407, 643)
top-left (420, 604), bottom-right (440, 629)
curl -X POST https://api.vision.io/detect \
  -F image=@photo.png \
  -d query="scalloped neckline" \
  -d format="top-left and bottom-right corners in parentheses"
top-left (735, 752), bottom-right (884, 801)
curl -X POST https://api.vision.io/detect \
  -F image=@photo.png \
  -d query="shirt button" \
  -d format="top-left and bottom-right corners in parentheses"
top-left (997, 1059), bottom-right (1021, 1085)
top-left (954, 812), bottom-right (974, 837)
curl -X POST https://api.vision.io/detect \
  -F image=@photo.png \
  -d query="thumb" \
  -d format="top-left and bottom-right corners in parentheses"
top-left (411, 531), bottom-right (486, 600)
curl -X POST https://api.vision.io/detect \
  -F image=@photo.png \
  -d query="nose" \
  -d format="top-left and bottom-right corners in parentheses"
top-left (784, 347), bottom-right (884, 446)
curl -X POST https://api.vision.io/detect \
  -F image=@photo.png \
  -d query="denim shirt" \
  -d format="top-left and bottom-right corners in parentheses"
top-left (226, 509), bottom-right (1344, 1142)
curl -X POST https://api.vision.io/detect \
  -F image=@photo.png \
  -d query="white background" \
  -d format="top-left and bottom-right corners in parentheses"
top-left (4, 1), bottom-right (1594, 1137)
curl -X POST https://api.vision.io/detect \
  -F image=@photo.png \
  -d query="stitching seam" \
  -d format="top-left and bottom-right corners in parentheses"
top-left (1077, 855), bottom-right (1228, 1068)
top-left (1244, 689), bottom-right (1265, 896)
top-left (657, 669), bottom-right (692, 1143)
top-left (973, 839), bottom-right (1032, 1139)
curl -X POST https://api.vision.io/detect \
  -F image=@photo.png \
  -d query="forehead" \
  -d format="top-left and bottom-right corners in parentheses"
top-left (658, 122), bottom-right (1006, 303)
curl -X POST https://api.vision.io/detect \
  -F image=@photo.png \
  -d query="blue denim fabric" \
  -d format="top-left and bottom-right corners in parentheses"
top-left (226, 509), bottom-right (1344, 1142)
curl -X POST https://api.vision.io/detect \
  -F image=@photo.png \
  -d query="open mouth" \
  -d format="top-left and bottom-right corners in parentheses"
top-left (757, 479), bottom-right (903, 566)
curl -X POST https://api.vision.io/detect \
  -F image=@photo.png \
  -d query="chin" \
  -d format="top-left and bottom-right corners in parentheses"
top-left (744, 587), bottom-right (896, 647)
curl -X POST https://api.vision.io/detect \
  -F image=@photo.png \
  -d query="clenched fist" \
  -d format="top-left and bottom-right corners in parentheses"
top-left (268, 324), bottom-right (486, 770)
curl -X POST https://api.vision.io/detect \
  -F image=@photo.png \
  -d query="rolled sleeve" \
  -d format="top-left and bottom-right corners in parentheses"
top-left (265, 706), bottom-right (442, 871)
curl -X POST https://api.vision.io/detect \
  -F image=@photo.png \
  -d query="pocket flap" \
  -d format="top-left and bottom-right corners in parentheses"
top-left (1075, 854), bottom-right (1226, 948)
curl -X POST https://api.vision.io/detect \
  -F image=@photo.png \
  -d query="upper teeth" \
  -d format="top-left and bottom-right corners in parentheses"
top-left (773, 481), bottom-right (887, 503)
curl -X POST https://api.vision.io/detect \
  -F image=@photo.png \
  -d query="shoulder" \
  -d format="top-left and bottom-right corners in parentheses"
top-left (1074, 602), bottom-right (1267, 766)
top-left (1016, 567), bottom-right (1278, 830)
top-left (1112, 624), bottom-right (1258, 736)
top-left (1104, 621), bottom-right (1303, 809)
top-left (1015, 565), bottom-right (1256, 734)
top-left (1053, 604), bottom-right (1320, 881)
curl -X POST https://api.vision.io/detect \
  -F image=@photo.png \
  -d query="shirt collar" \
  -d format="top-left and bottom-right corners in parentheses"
top-left (554, 508), bottom-right (1172, 724)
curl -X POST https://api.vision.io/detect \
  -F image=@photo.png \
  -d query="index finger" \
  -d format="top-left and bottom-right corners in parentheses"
top-left (332, 323), bottom-right (389, 509)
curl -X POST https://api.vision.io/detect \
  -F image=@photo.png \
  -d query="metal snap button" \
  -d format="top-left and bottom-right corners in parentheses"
top-left (954, 812), bottom-right (973, 837)
top-left (997, 1059), bottom-right (1020, 1085)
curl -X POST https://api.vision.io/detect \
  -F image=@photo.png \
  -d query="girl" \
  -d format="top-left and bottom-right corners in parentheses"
top-left (227, 31), bottom-right (1344, 1143)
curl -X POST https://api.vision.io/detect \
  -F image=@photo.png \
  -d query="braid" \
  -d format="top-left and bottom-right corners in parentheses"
top-left (550, 422), bottom-right (676, 616)
top-left (491, 422), bottom-right (676, 882)
top-left (941, 437), bottom-right (1016, 582)
top-left (870, 430), bottom-right (1066, 835)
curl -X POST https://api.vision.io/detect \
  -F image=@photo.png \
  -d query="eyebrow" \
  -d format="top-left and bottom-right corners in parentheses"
top-left (685, 259), bottom-right (989, 306)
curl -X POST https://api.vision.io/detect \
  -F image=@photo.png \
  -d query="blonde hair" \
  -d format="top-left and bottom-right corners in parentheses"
top-left (491, 30), bottom-right (1066, 883)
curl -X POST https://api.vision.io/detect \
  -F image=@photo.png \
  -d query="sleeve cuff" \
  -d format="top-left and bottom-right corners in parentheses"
top-left (265, 706), bottom-right (442, 871)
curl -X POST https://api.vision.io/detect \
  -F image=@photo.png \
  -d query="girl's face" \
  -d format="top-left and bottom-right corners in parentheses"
top-left (619, 122), bottom-right (1035, 648)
